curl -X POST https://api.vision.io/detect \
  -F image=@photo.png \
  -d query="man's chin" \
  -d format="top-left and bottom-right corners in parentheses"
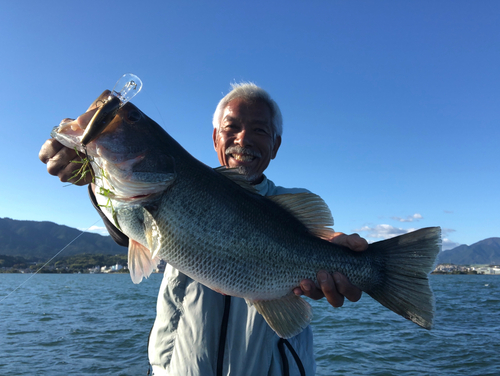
top-left (234, 166), bottom-right (261, 184)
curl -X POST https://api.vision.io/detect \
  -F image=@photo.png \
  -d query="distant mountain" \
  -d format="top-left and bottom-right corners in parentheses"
top-left (438, 238), bottom-right (500, 265)
top-left (2, 217), bottom-right (498, 266)
top-left (0, 217), bottom-right (127, 261)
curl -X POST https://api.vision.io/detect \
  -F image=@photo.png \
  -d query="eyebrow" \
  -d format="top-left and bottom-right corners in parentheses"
top-left (223, 116), bottom-right (270, 126)
top-left (222, 115), bottom-right (237, 123)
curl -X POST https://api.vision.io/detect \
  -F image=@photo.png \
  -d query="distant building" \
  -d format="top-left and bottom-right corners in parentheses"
top-left (433, 264), bottom-right (471, 273)
top-left (88, 266), bottom-right (101, 273)
top-left (472, 266), bottom-right (500, 275)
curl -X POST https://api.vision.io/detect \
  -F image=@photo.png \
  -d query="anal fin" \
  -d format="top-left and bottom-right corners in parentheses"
top-left (128, 239), bottom-right (160, 284)
top-left (249, 294), bottom-right (312, 339)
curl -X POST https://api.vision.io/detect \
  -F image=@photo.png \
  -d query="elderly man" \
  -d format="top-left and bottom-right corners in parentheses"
top-left (40, 82), bottom-right (367, 376)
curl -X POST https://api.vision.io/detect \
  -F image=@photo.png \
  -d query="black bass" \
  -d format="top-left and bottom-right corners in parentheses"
top-left (51, 92), bottom-right (441, 338)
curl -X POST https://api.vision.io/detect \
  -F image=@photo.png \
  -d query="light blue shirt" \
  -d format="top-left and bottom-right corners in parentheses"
top-left (149, 176), bottom-right (318, 376)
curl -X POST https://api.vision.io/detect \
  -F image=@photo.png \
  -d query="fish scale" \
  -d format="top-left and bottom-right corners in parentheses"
top-left (51, 97), bottom-right (441, 339)
top-left (147, 167), bottom-right (379, 300)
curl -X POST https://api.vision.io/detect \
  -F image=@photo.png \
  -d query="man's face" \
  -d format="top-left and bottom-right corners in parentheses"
top-left (213, 98), bottom-right (281, 184)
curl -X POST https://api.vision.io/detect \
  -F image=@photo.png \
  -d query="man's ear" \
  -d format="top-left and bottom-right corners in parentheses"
top-left (212, 128), bottom-right (218, 151)
top-left (271, 136), bottom-right (282, 160)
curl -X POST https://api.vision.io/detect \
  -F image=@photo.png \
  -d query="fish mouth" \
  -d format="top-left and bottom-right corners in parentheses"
top-left (51, 119), bottom-right (87, 151)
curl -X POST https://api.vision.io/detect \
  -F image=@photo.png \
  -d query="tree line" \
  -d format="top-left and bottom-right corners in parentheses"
top-left (0, 253), bottom-right (128, 274)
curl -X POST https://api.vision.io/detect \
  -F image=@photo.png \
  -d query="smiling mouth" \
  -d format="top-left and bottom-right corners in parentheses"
top-left (231, 154), bottom-right (256, 162)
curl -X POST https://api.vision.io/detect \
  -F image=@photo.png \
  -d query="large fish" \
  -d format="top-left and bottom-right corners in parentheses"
top-left (51, 91), bottom-right (441, 339)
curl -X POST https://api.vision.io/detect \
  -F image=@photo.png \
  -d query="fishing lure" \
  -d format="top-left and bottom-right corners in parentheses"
top-left (81, 73), bottom-right (143, 146)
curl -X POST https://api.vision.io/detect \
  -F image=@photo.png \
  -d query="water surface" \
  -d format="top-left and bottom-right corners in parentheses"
top-left (1, 274), bottom-right (498, 375)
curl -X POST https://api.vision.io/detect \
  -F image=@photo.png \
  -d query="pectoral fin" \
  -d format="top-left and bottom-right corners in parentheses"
top-left (142, 207), bottom-right (162, 259)
top-left (128, 239), bottom-right (160, 284)
top-left (248, 294), bottom-right (313, 339)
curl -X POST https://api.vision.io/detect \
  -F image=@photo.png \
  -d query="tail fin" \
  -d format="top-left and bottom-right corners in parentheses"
top-left (366, 227), bottom-right (441, 329)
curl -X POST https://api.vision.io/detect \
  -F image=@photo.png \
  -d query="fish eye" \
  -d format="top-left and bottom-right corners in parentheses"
top-left (127, 110), bottom-right (142, 122)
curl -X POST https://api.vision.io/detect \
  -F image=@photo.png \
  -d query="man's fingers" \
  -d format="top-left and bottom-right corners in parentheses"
top-left (330, 232), bottom-right (368, 252)
top-left (298, 279), bottom-right (324, 300)
top-left (317, 271), bottom-right (345, 307)
top-left (333, 272), bottom-right (362, 302)
top-left (44, 147), bottom-right (78, 176)
top-left (39, 139), bottom-right (64, 164)
top-left (38, 91), bottom-right (108, 187)
top-left (346, 234), bottom-right (368, 252)
top-left (40, 143), bottom-right (92, 186)
top-left (295, 270), bottom-right (362, 308)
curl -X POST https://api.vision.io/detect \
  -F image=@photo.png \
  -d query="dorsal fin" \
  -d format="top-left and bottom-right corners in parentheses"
top-left (214, 166), bottom-right (259, 194)
top-left (268, 193), bottom-right (335, 240)
top-left (214, 166), bottom-right (334, 240)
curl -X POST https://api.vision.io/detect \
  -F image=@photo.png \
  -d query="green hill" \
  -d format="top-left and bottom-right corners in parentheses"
top-left (0, 217), bottom-right (127, 261)
top-left (438, 238), bottom-right (500, 265)
top-left (2, 217), bottom-right (499, 266)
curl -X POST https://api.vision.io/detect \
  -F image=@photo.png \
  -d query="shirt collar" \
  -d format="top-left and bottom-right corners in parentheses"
top-left (253, 175), bottom-right (270, 196)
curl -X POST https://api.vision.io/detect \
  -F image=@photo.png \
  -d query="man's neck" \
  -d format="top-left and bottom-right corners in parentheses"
top-left (249, 174), bottom-right (264, 185)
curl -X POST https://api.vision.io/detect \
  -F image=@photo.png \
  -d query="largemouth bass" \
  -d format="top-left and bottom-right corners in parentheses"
top-left (51, 91), bottom-right (441, 338)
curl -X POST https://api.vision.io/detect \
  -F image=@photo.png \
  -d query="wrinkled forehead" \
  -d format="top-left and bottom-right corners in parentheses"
top-left (222, 98), bottom-right (272, 125)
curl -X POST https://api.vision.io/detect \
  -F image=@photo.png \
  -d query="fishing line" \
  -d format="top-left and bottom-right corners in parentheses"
top-left (0, 218), bottom-right (103, 303)
top-left (144, 91), bottom-right (167, 129)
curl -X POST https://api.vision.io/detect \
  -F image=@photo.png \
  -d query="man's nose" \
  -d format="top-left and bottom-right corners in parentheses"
top-left (234, 130), bottom-right (253, 147)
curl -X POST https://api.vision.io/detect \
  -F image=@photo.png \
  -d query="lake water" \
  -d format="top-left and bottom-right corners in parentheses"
top-left (1, 274), bottom-right (499, 375)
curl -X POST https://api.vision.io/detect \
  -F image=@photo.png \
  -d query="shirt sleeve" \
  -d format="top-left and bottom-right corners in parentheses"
top-left (88, 185), bottom-right (129, 247)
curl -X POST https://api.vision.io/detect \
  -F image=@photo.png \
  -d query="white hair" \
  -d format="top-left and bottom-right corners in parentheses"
top-left (212, 82), bottom-right (283, 139)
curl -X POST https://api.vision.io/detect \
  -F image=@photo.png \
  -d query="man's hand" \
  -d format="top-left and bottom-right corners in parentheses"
top-left (39, 91), bottom-right (111, 185)
top-left (39, 137), bottom-right (93, 185)
top-left (294, 232), bottom-right (368, 307)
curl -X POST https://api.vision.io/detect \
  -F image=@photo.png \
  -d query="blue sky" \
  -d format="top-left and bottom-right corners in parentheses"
top-left (1, 1), bottom-right (498, 251)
